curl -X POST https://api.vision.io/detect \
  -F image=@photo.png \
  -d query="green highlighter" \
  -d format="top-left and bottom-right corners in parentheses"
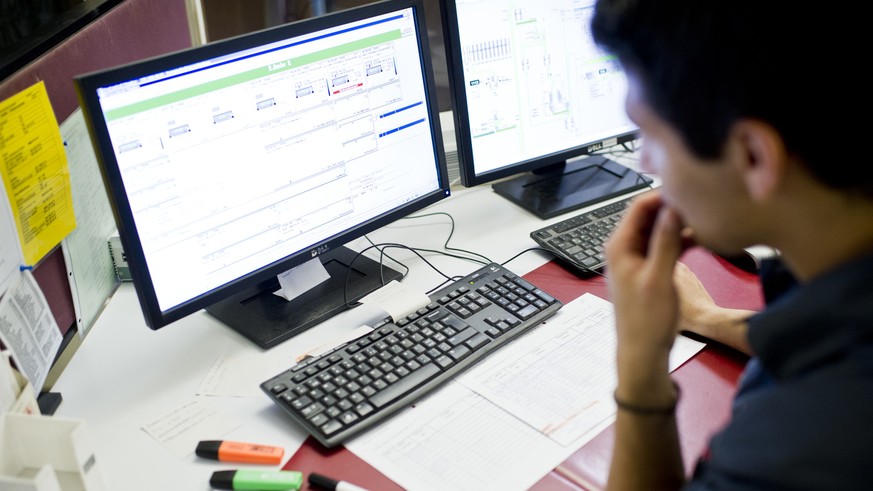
top-left (210, 470), bottom-right (303, 490)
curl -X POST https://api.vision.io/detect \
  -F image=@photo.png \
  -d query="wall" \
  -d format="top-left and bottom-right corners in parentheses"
top-left (0, 0), bottom-right (194, 390)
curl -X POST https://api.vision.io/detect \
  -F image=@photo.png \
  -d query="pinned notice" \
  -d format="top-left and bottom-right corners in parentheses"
top-left (0, 81), bottom-right (77, 266)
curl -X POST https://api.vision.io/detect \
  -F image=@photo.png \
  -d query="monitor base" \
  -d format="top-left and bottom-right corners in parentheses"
top-left (205, 246), bottom-right (402, 349)
top-left (492, 155), bottom-right (653, 219)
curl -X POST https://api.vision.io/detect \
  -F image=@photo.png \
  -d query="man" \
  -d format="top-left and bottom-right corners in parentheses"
top-left (591, 1), bottom-right (873, 489)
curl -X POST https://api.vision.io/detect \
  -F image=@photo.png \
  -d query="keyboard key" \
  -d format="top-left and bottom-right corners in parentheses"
top-left (370, 362), bottom-right (440, 407)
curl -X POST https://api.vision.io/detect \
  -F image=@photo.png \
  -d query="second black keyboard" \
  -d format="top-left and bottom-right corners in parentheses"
top-left (530, 196), bottom-right (633, 274)
top-left (261, 262), bottom-right (563, 448)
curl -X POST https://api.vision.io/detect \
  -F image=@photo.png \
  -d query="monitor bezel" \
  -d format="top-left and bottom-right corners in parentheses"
top-left (440, 0), bottom-right (641, 188)
top-left (74, 0), bottom-right (450, 334)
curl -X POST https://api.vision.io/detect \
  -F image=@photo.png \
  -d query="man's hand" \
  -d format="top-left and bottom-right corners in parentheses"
top-left (674, 261), bottom-right (754, 355)
top-left (606, 190), bottom-right (688, 390)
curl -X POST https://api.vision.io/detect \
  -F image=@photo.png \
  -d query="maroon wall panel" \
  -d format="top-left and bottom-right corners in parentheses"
top-left (0, 0), bottom-right (192, 334)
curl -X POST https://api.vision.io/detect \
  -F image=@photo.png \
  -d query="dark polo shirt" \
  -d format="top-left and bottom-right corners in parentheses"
top-left (687, 253), bottom-right (873, 490)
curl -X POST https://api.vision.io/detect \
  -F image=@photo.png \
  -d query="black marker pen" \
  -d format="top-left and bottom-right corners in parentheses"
top-left (308, 473), bottom-right (370, 491)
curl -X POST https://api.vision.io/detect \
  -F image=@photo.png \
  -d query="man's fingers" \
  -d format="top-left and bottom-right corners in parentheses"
top-left (607, 191), bottom-right (663, 258)
top-left (647, 206), bottom-right (684, 276)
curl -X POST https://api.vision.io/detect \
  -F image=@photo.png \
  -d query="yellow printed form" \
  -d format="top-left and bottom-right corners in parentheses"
top-left (0, 81), bottom-right (76, 266)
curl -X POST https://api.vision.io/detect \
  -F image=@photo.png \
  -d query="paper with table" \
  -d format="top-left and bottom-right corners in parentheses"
top-left (0, 270), bottom-right (62, 393)
top-left (0, 81), bottom-right (77, 268)
top-left (59, 108), bottom-right (120, 336)
top-left (346, 292), bottom-right (705, 491)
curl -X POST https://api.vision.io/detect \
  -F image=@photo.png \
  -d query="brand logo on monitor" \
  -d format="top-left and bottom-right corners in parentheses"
top-left (310, 245), bottom-right (330, 257)
top-left (587, 137), bottom-right (619, 154)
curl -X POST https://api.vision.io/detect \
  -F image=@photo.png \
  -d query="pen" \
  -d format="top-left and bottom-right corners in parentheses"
top-left (196, 440), bottom-right (284, 465)
top-left (308, 473), bottom-right (370, 491)
top-left (209, 470), bottom-right (302, 490)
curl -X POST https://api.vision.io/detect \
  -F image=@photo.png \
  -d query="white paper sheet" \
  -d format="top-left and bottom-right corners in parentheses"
top-left (0, 270), bottom-right (63, 392)
top-left (141, 397), bottom-right (241, 458)
top-left (346, 293), bottom-right (705, 491)
top-left (0, 184), bottom-right (22, 297)
top-left (358, 279), bottom-right (430, 322)
top-left (196, 351), bottom-right (293, 399)
top-left (59, 108), bottom-right (120, 336)
top-left (274, 258), bottom-right (330, 301)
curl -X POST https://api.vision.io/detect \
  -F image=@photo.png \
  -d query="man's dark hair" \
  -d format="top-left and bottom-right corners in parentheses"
top-left (591, 0), bottom-right (872, 198)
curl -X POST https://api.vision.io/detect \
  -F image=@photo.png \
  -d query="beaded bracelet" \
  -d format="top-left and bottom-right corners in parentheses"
top-left (613, 381), bottom-right (681, 415)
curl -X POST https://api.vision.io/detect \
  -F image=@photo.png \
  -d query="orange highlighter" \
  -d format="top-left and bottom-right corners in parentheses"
top-left (196, 440), bottom-right (285, 465)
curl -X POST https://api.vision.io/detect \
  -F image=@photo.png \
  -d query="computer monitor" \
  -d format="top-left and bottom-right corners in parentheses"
top-left (74, 0), bottom-right (449, 349)
top-left (440, 0), bottom-right (652, 219)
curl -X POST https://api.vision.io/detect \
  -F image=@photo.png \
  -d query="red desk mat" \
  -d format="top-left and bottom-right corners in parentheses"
top-left (284, 248), bottom-right (763, 490)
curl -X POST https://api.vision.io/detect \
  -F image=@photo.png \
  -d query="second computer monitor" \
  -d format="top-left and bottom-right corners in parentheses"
top-left (441, 0), bottom-right (651, 219)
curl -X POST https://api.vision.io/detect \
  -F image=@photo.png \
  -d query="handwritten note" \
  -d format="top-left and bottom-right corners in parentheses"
top-left (141, 397), bottom-right (240, 458)
top-left (0, 81), bottom-right (76, 266)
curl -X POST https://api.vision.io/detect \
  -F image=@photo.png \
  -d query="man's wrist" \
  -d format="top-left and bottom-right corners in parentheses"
top-left (696, 307), bottom-right (754, 354)
top-left (614, 380), bottom-right (680, 415)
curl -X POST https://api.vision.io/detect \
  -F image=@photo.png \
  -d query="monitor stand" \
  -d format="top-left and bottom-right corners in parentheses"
top-left (492, 154), bottom-right (653, 219)
top-left (205, 246), bottom-right (402, 349)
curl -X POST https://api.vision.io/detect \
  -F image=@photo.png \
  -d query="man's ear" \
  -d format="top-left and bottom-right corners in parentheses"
top-left (730, 119), bottom-right (786, 202)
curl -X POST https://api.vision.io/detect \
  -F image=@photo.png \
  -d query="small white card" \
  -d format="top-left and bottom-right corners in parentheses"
top-left (358, 279), bottom-right (430, 322)
top-left (294, 281), bottom-right (430, 362)
top-left (273, 258), bottom-right (330, 301)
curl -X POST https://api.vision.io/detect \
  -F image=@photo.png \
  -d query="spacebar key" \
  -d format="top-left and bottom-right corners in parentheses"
top-left (370, 363), bottom-right (441, 408)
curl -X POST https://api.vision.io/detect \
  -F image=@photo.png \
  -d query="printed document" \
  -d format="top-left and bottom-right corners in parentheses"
top-left (0, 184), bottom-right (20, 297)
top-left (346, 293), bottom-right (705, 491)
top-left (0, 81), bottom-right (77, 266)
top-left (0, 270), bottom-right (62, 392)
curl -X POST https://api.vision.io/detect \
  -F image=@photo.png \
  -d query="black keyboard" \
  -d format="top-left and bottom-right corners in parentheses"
top-left (261, 263), bottom-right (563, 448)
top-left (530, 196), bottom-right (633, 274)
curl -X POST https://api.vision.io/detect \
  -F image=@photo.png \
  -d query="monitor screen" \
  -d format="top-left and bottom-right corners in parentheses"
top-left (441, 0), bottom-right (651, 219)
top-left (75, 0), bottom-right (450, 348)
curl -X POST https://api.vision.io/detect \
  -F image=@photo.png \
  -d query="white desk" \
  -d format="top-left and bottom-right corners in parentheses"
top-left (52, 156), bottom-right (647, 490)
